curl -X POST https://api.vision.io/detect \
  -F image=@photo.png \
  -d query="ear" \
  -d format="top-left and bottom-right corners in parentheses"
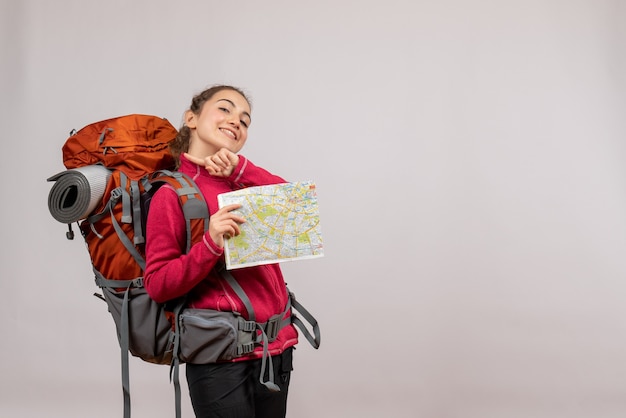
top-left (184, 110), bottom-right (197, 129)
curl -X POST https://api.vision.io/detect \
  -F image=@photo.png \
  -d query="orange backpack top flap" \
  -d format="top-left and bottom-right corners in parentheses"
top-left (62, 114), bottom-right (177, 179)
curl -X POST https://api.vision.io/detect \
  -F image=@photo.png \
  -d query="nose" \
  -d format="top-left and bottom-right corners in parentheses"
top-left (227, 114), bottom-right (240, 129)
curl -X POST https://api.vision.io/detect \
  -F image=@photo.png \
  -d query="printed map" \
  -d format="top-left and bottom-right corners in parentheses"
top-left (217, 181), bottom-right (324, 269)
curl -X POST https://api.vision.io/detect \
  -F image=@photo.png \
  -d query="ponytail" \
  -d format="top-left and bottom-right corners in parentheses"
top-left (169, 125), bottom-right (191, 169)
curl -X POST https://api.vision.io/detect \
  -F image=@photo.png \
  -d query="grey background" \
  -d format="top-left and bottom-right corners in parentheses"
top-left (2, 0), bottom-right (626, 417)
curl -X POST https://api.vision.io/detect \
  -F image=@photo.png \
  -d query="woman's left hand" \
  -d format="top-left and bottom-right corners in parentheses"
top-left (185, 149), bottom-right (239, 177)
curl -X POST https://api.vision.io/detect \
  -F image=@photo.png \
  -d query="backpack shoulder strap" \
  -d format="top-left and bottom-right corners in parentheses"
top-left (147, 170), bottom-right (209, 418)
top-left (146, 170), bottom-right (209, 251)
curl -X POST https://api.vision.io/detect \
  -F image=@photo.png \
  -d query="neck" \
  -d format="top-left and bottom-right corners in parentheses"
top-left (187, 139), bottom-right (218, 159)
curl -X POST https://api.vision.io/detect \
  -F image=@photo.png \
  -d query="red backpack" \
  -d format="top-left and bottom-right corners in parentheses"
top-left (47, 114), bottom-right (210, 418)
top-left (50, 114), bottom-right (207, 284)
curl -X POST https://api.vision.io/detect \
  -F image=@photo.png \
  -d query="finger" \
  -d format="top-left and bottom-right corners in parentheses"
top-left (226, 152), bottom-right (239, 166)
top-left (225, 211), bottom-right (246, 224)
top-left (217, 148), bottom-right (233, 158)
top-left (205, 159), bottom-right (229, 176)
top-left (221, 221), bottom-right (241, 240)
top-left (215, 149), bottom-right (236, 165)
top-left (227, 222), bottom-right (241, 236)
top-left (219, 203), bottom-right (242, 213)
top-left (213, 154), bottom-right (231, 169)
top-left (205, 162), bottom-right (220, 174)
top-left (184, 153), bottom-right (206, 166)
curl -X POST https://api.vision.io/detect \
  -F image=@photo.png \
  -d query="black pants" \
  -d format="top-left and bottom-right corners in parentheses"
top-left (186, 348), bottom-right (294, 418)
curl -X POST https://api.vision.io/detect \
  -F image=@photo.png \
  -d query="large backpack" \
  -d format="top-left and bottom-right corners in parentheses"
top-left (48, 114), bottom-right (199, 417)
top-left (47, 114), bottom-right (321, 418)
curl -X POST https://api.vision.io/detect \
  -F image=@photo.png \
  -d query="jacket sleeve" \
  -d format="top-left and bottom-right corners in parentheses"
top-left (143, 185), bottom-right (223, 303)
top-left (228, 155), bottom-right (287, 187)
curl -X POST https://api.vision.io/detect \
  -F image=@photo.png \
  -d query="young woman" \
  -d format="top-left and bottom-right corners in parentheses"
top-left (144, 85), bottom-right (298, 417)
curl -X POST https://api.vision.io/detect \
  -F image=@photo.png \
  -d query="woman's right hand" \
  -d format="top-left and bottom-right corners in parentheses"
top-left (208, 203), bottom-right (246, 248)
top-left (184, 150), bottom-right (239, 177)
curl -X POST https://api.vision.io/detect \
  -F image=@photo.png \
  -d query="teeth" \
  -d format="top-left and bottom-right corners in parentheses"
top-left (220, 128), bottom-right (236, 139)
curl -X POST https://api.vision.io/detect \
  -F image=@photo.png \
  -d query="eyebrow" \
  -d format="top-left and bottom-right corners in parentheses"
top-left (217, 99), bottom-right (252, 122)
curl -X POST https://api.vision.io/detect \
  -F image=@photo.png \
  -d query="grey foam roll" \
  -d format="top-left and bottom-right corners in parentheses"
top-left (47, 165), bottom-right (112, 224)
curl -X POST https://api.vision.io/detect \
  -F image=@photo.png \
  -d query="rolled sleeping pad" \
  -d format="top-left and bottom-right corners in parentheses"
top-left (47, 165), bottom-right (112, 224)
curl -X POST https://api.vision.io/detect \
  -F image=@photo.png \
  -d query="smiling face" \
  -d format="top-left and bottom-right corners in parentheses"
top-left (185, 89), bottom-right (252, 156)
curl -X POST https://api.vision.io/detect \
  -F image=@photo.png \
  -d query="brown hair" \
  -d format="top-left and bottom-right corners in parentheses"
top-left (170, 85), bottom-right (251, 167)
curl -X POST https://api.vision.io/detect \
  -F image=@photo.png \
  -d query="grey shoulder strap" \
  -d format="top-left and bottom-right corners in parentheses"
top-left (220, 268), bottom-right (256, 322)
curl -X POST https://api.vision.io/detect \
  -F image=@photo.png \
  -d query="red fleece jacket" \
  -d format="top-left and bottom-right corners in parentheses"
top-left (144, 154), bottom-right (298, 360)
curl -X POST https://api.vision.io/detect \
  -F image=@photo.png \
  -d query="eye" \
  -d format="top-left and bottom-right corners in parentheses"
top-left (219, 107), bottom-right (230, 113)
top-left (240, 120), bottom-right (249, 128)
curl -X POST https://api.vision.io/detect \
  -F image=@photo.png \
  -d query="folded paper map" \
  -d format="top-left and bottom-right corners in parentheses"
top-left (217, 181), bottom-right (324, 270)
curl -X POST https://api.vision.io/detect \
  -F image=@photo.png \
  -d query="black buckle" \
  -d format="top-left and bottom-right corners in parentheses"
top-left (265, 316), bottom-right (281, 342)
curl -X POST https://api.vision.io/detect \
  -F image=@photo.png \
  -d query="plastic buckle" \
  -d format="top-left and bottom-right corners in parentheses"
top-left (265, 316), bottom-right (281, 342)
top-left (240, 320), bottom-right (256, 332)
top-left (110, 187), bottom-right (123, 201)
top-left (237, 342), bottom-right (255, 355)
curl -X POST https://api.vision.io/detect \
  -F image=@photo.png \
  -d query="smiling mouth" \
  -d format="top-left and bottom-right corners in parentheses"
top-left (220, 128), bottom-right (237, 140)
